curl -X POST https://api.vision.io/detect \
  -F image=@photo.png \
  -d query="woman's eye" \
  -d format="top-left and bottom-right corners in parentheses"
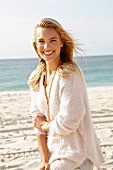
top-left (50, 39), bottom-right (57, 42)
top-left (38, 40), bottom-right (44, 43)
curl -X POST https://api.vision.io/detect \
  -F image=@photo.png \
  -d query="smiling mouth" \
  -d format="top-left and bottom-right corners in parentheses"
top-left (43, 51), bottom-right (55, 55)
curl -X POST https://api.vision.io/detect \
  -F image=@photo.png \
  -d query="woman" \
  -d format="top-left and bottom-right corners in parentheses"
top-left (28, 18), bottom-right (104, 170)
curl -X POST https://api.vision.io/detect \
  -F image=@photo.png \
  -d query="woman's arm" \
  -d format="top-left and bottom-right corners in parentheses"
top-left (49, 71), bottom-right (87, 136)
top-left (33, 116), bottom-right (50, 170)
top-left (30, 90), bottom-right (47, 135)
top-left (30, 90), bottom-right (49, 169)
top-left (37, 135), bottom-right (50, 170)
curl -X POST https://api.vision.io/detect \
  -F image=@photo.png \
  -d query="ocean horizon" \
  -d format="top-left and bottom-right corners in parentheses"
top-left (0, 55), bottom-right (113, 91)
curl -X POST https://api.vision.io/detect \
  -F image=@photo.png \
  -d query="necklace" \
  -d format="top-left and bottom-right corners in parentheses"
top-left (43, 71), bottom-right (56, 122)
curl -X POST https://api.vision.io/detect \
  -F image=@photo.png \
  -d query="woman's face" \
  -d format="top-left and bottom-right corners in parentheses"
top-left (36, 27), bottom-right (63, 63)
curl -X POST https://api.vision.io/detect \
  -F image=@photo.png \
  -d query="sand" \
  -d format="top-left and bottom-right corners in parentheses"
top-left (0, 87), bottom-right (113, 170)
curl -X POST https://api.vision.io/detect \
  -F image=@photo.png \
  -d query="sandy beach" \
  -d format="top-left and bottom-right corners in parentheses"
top-left (0, 87), bottom-right (113, 170)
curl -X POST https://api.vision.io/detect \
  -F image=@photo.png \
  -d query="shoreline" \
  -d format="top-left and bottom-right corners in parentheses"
top-left (0, 85), bottom-right (113, 92)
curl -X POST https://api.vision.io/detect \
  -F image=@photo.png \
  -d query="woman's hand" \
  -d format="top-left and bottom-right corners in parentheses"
top-left (39, 161), bottom-right (50, 170)
top-left (34, 115), bottom-right (49, 132)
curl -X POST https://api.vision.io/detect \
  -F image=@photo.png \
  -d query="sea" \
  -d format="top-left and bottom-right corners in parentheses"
top-left (0, 55), bottom-right (113, 91)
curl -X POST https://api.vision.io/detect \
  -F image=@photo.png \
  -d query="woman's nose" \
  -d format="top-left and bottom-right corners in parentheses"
top-left (44, 42), bottom-right (51, 49)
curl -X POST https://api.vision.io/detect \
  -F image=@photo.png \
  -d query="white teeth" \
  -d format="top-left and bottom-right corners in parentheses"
top-left (44, 51), bottom-right (53, 55)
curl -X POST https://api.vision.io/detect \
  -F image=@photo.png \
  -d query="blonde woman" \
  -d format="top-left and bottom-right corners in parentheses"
top-left (28, 18), bottom-right (104, 170)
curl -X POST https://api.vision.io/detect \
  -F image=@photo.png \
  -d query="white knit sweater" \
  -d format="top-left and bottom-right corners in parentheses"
top-left (30, 69), bottom-right (104, 168)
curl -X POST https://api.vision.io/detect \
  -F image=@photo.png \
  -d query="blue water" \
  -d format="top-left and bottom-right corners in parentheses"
top-left (0, 55), bottom-right (113, 91)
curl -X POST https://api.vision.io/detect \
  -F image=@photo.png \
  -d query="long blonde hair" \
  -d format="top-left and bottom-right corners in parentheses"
top-left (28, 18), bottom-right (81, 91)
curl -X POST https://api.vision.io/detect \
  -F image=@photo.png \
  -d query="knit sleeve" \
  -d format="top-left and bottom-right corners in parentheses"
top-left (30, 90), bottom-right (46, 135)
top-left (49, 71), bottom-right (86, 136)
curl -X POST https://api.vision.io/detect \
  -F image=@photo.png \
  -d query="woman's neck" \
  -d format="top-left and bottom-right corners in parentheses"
top-left (46, 60), bottom-right (61, 75)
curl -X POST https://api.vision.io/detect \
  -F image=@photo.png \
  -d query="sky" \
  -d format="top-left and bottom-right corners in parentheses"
top-left (0, 0), bottom-right (113, 59)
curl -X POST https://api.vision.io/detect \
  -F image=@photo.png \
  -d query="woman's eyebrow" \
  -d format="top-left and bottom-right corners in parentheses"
top-left (37, 38), bottom-right (44, 40)
top-left (37, 37), bottom-right (57, 40)
top-left (50, 37), bottom-right (57, 40)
